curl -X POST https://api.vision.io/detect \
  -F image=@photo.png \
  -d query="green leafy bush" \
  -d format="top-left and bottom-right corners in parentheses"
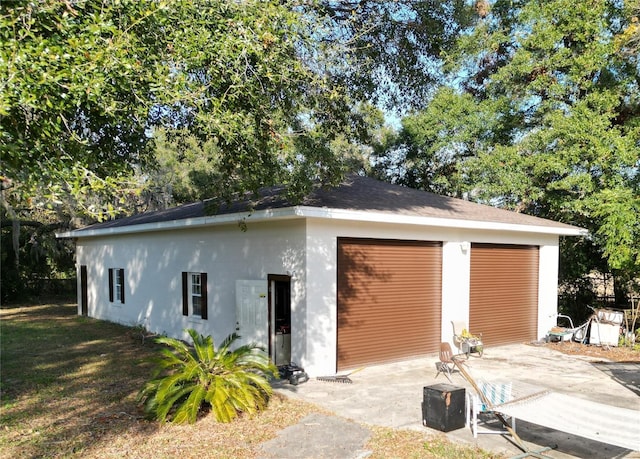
top-left (138, 329), bottom-right (277, 424)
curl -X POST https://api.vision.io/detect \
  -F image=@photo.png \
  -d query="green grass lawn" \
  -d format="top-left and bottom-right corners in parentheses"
top-left (0, 301), bottom-right (164, 457)
top-left (0, 300), bottom-right (501, 458)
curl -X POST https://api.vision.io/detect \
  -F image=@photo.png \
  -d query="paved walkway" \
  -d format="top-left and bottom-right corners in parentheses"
top-left (259, 413), bottom-right (372, 459)
top-left (264, 344), bottom-right (640, 459)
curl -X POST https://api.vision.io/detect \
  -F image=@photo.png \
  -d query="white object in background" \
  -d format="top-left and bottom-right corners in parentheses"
top-left (589, 322), bottom-right (620, 346)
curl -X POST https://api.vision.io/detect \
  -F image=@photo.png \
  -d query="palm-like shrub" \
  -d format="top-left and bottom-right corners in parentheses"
top-left (138, 329), bottom-right (278, 424)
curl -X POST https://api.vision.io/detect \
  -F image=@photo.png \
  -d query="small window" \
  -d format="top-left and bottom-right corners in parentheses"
top-left (109, 268), bottom-right (125, 304)
top-left (115, 270), bottom-right (124, 302)
top-left (182, 272), bottom-right (208, 319)
top-left (191, 273), bottom-right (202, 317)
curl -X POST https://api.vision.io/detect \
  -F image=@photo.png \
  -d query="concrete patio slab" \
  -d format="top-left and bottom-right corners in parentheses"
top-left (273, 343), bottom-right (640, 459)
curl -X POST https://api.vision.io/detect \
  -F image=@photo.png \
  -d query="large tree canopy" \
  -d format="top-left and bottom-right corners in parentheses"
top-left (1, 0), bottom-right (479, 223)
top-left (301, 0), bottom-right (476, 111)
top-left (383, 0), bottom-right (640, 302)
top-left (1, 0), bottom-right (373, 222)
top-left (2, 1), bottom-right (165, 219)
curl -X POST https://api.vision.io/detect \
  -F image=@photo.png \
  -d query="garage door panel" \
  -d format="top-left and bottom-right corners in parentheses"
top-left (337, 238), bottom-right (442, 371)
top-left (470, 244), bottom-right (539, 347)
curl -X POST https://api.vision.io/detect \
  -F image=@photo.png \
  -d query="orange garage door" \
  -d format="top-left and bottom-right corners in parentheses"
top-left (337, 238), bottom-right (442, 371)
top-left (469, 243), bottom-right (539, 347)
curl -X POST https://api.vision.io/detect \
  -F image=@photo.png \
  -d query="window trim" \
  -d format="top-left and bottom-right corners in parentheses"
top-left (109, 268), bottom-right (125, 304)
top-left (115, 269), bottom-right (124, 303)
top-left (191, 273), bottom-right (202, 317)
top-left (182, 271), bottom-right (208, 320)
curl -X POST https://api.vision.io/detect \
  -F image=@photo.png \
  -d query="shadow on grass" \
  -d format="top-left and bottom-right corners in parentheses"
top-left (0, 301), bottom-right (163, 457)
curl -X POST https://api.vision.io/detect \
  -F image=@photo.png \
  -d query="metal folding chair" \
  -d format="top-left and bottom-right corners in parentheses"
top-left (435, 342), bottom-right (456, 382)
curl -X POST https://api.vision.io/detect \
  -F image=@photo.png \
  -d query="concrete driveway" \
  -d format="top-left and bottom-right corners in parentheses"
top-left (273, 343), bottom-right (640, 459)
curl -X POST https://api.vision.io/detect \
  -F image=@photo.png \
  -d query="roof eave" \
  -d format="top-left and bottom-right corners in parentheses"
top-left (55, 206), bottom-right (304, 239)
top-left (56, 205), bottom-right (587, 239)
top-left (295, 206), bottom-right (587, 236)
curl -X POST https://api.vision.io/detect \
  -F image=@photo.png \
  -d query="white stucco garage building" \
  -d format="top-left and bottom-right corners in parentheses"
top-left (58, 175), bottom-right (584, 376)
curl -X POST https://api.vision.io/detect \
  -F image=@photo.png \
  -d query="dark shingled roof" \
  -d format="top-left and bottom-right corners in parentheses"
top-left (78, 175), bottom-right (581, 232)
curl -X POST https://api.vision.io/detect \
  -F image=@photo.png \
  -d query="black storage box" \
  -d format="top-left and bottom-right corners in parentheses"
top-left (422, 383), bottom-right (465, 432)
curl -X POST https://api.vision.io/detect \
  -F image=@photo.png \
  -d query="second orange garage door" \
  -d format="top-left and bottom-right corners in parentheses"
top-left (469, 243), bottom-right (540, 347)
top-left (337, 238), bottom-right (442, 371)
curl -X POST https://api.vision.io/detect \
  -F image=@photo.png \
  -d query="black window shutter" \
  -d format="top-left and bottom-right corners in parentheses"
top-left (200, 272), bottom-right (208, 320)
top-left (119, 269), bottom-right (125, 304)
top-left (108, 268), bottom-right (114, 302)
top-left (80, 265), bottom-right (88, 315)
top-left (181, 272), bottom-right (188, 316)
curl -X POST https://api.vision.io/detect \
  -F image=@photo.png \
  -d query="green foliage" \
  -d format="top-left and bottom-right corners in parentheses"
top-left (148, 102), bottom-right (385, 205)
top-left (138, 329), bottom-right (277, 424)
top-left (382, 0), bottom-right (640, 302)
top-left (148, 129), bottom-right (226, 205)
top-left (0, 0), bottom-right (383, 222)
top-left (614, 1), bottom-right (639, 55)
top-left (301, 1), bottom-right (478, 111)
top-left (0, 0), bottom-right (481, 219)
top-left (389, 88), bottom-right (520, 197)
top-left (1, 0), bottom-right (166, 220)
top-left (0, 213), bottom-right (75, 303)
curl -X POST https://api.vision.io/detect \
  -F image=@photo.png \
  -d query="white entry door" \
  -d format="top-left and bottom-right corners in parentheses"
top-left (235, 280), bottom-right (268, 350)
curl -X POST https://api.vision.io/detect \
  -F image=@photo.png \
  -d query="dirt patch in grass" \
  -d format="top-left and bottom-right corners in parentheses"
top-left (539, 341), bottom-right (640, 362)
top-left (1, 301), bottom-right (502, 459)
top-left (365, 428), bottom-right (503, 459)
